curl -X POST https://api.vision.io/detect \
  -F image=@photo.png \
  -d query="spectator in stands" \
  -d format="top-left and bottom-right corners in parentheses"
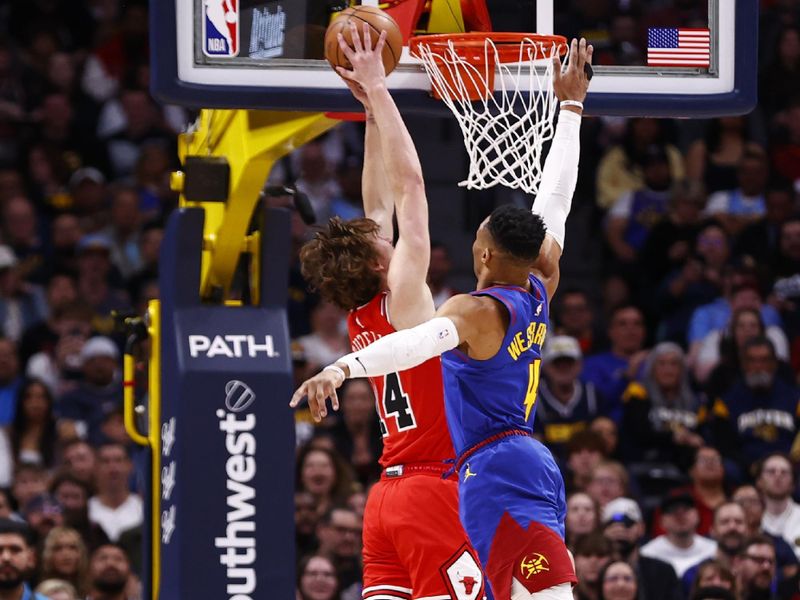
top-left (0, 247), bottom-right (47, 343)
top-left (0, 519), bottom-right (49, 600)
top-left (587, 460), bottom-right (629, 509)
top-left (9, 379), bottom-right (57, 468)
top-left (0, 337), bottom-right (21, 427)
top-left (0, 490), bottom-right (13, 520)
top-left (329, 155), bottom-right (363, 222)
top-left (601, 497), bottom-right (682, 600)
top-left (50, 473), bottom-right (108, 551)
top-left (757, 454), bottom-right (800, 561)
top-left (74, 235), bottom-right (129, 334)
top-left (35, 579), bottom-right (79, 600)
top-left (86, 544), bottom-right (133, 600)
top-left (582, 304), bottom-right (648, 422)
top-left (88, 443), bottom-right (143, 543)
top-left (23, 494), bottom-right (64, 542)
top-left (759, 27), bottom-right (800, 119)
top-left (19, 272), bottom-right (78, 368)
top-left (40, 526), bottom-right (89, 596)
top-left (731, 535), bottom-right (778, 600)
top-left (327, 379), bottom-right (382, 485)
top-left (60, 440), bottom-right (96, 486)
top-left (296, 491), bottom-right (320, 559)
top-left (731, 484), bottom-right (799, 583)
top-left (688, 561), bottom-right (737, 600)
top-left (709, 338), bottom-right (800, 473)
top-left (297, 554), bottom-right (340, 600)
top-left (57, 336), bottom-right (122, 445)
top-left (566, 492), bottom-right (600, 549)
top-left (605, 145), bottom-right (673, 269)
top-left (296, 301), bottom-right (350, 372)
top-left (427, 242), bottom-right (458, 309)
top-left (734, 184), bottom-right (796, 263)
top-left (11, 463), bottom-right (47, 511)
top-left (2, 196), bottom-right (45, 275)
top-left (295, 141), bottom-right (341, 223)
top-left (686, 117), bottom-right (753, 194)
top-left (597, 560), bottom-right (638, 600)
top-left (640, 491), bottom-right (717, 578)
top-left (682, 502), bottom-right (748, 592)
top-left (68, 169), bottom-right (108, 234)
top-left (126, 221), bottom-right (162, 303)
top-left (552, 288), bottom-right (605, 355)
top-left (595, 118), bottom-right (685, 211)
top-left (101, 185), bottom-right (142, 281)
top-left (771, 102), bottom-right (800, 190)
top-left (621, 342), bottom-right (704, 466)
top-left (574, 533), bottom-right (613, 600)
top-left (315, 506), bottom-right (361, 596)
top-left (296, 446), bottom-right (353, 519)
top-left (565, 430), bottom-right (606, 493)
top-left (590, 417), bottom-right (621, 461)
top-left (535, 336), bottom-right (602, 462)
top-left (704, 147), bottom-right (769, 236)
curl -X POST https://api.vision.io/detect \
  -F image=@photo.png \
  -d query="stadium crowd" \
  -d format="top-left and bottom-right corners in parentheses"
top-left (0, 0), bottom-right (799, 600)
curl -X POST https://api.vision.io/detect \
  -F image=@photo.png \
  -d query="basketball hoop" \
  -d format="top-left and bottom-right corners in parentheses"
top-left (409, 33), bottom-right (567, 195)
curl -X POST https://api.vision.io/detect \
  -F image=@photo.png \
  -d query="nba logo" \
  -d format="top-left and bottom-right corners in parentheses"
top-left (203, 0), bottom-right (239, 57)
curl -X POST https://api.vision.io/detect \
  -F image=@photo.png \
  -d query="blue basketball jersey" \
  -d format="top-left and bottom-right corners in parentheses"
top-left (441, 274), bottom-right (549, 457)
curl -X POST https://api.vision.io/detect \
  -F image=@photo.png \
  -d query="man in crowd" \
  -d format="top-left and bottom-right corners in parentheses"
top-left (315, 506), bottom-right (361, 598)
top-left (88, 443), bottom-right (143, 543)
top-left (0, 519), bottom-right (48, 600)
top-left (757, 453), bottom-right (800, 561)
top-left (87, 544), bottom-right (134, 600)
top-left (731, 535), bottom-right (778, 600)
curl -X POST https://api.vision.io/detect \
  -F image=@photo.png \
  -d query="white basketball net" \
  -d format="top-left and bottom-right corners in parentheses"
top-left (413, 37), bottom-right (560, 195)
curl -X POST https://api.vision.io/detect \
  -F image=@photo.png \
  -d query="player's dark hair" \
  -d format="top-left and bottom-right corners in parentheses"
top-left (486, 204), bottom-right (546, 262)
top-left (300, 217), bottom-right (384, 311)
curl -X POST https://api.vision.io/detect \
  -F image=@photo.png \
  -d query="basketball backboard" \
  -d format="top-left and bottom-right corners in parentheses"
top-left (151, 0), bottom-right (757, 117)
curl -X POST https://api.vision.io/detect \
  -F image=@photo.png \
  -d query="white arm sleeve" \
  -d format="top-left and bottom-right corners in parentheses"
top-left (337, 317), bottom-right (459, 378)
top-left (531, 110), bottom-right (582, 250)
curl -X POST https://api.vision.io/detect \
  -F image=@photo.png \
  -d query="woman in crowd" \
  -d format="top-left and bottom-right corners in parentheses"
top-left (39, 527), bottom-right (89, 597)
top-left (597, 560), bottom-right (639, 600)
top-left (295, 445), bottom-right (354, 518)
top-left (689, 559), bottom-right (737, 598)
top-left (297, 554), bottom-right (341, 600)
top-left (35, 579), bottom-right (79, 600)
top-left (9, 379), bottom-right (58, 467)
top-left (328, 379), bottom-right (382, 486)
top-left (566, 492), bottom-right (601, 549)
top-left (686, 117), bottom-right (754, 193)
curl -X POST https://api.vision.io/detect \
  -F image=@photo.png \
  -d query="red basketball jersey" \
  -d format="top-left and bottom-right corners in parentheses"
top-left (348, 292), bottom-right (455, 467)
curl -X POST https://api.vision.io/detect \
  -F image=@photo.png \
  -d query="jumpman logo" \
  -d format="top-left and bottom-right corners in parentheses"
top-left (464, 464), bottom-right (477, 481)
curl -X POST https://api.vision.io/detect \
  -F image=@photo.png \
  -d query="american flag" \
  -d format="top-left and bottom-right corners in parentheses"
top-left (647, 28), bottom-right (710, 67)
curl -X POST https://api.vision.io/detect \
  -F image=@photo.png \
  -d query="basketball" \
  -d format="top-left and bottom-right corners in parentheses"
top-left (324, 6), bottom-right (403, 76)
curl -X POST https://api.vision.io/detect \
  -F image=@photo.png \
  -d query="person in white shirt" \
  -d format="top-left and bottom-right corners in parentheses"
top-left (757, 453), bottom-right (800, 560)
top-left (703, 147), bottom-right (768, 236)
top-left (88, 443), bottom-right (142, 542)
top-left (640, 491), bottom-right (717, 577)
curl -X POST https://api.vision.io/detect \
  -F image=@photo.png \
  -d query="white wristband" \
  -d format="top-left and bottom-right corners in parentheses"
top-left (322, 365), bottom-right (346, 383)
top-left (560, 100), bottom-right (584, 111)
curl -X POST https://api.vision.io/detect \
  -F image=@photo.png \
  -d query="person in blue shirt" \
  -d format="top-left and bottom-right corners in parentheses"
top-left (0, 518), bottom-right (50, 600)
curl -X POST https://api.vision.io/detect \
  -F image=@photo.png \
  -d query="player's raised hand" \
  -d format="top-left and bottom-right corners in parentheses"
top-left (289, 367), bottom-right (344, 422)
top-left (336, 22), bottom-right (387, 92)
top-left (553, 37), bottom-right (593, 104)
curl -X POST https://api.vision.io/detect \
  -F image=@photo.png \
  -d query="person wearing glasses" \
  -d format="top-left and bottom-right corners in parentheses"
top-left (731, 535), bottom-right (778, 600)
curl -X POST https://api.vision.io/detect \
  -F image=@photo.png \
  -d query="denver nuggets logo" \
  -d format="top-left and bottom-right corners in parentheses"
top-left (520, 553), bottom-right (550, 579)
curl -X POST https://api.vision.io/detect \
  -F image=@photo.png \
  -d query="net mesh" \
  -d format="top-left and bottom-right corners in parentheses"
top-left (413, 37), bottom-right (561, 195)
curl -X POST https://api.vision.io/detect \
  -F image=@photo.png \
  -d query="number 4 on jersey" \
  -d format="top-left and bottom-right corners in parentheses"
top-left (382, 372), bottom-right (417, 432)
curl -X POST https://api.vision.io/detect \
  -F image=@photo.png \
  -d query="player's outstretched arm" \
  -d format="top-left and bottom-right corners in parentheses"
top-left (336, 23), bottom-right (434, 329)
top-left (531, 38), bottom-right (592, 301)
top-left (289, 294), bottom-right (489, 421)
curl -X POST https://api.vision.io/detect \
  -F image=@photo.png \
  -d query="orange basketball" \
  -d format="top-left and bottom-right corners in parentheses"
top-left (324, 5), bottom-right (403, 76)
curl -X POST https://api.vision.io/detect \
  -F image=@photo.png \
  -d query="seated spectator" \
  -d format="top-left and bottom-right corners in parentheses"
top-left (23, 493), bottom-right (64, 542)
top-left (759, 27), bottom-right (800, 119)
top-left (100, 185), bottom-right (142, 281)
top-left (329, 155), bottom-right (363, 222)
top-left (686, 116), bottom-right (752, 194)
top-left (698, 308), bottom-right (790, 394)
top-left (315, 506), bottom-right (362, 596)
top-left (605, 145), bottom-right (673, 268)
top-left (0, 246), bottom-right (47, 342)
top-left (621, 342), bottom-right (704, 466)
top-left (60, 440), bottom-right (96, 486)
top-left (51, 472), bottom-right (109, 551)
top-left (297, 554), bottom-right (340, 600)
top-left (126, 221), bottom-right (163, 303)
top-left (35, 579), bottom-right (80, 600)
top-left (707, 338), bottom-right (800, 473)
top-left (640, 491), bottom-right (718, 578)
top-left (296, 491), bottom-right (320, 559)
top-left (574, 533), bottom-right (613, 600)
top-left (703, 147), bottom-right (769, 236)
top-left (731, 535), bottom-right (778, 600)
top-left (587, 460), bottom-right (629, 509)
top-left (770, 101), bottom-right (800, 184)
top-left (582, 305), bottom-right (648, 422)
top-left (590, 417), bottom-right (621, 460)
top-left (0, 336), bottom-right (21, 426)
top-left (57, 336), bottom-right (122, 445)
top-left (9, 379), bottom-right (57, 468)
top-left (734, 183), bottom-right (796, 263)
top-left (0, 519), bottom-right (50, 599)
top-left (757, 454), bottom-right (800, 561)
top-left (428, 242), bottom-right (458, 309)
top-left (74, 235), bottom-right (130, 335)
top-left (565, 430), bottom-right (606, 493)
top-left (11, 463), bottom-right (47, 511)
top-left (296, 301), bottom-right (350, 372)
top-left (535, 336), bottom-right (602, 462)
top-left (88, 443), bottom-right (143, 543)
top-left (597, 560), bottom-right (638, 600)
top-left (688, 561), bottom-right (737, 599)
top-left (326, 379), bottom-right (382, 485)
top-left (40, 526), bottom-right (88, 596)
top-left (602, 497), bottom-right (682, 600)
top-left (731, 483), bottom-right (799, 582)
top-left (86, 544), bottom-right (134, 600)
top-left (566, 492), bottom-right (600, 549)
top-left (595, 118), bottom-right (685, 211)
top-left (296, 446), bottom-right (354, 519)
top-left (295, 141), bottom-right (341, 223)
top-left (552, 287), bottom-right (606, 355)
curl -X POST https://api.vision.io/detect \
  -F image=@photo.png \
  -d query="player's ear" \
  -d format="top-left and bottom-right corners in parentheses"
top-left (481, 247), bottom-right (491, 265)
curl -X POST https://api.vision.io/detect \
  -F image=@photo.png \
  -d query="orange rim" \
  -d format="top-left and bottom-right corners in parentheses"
top-left (409, 32), bottom-right (567, 63)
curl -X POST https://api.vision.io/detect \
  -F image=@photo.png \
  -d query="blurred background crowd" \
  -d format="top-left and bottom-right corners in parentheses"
top-left (0, 1), bottom-right (799, 600)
